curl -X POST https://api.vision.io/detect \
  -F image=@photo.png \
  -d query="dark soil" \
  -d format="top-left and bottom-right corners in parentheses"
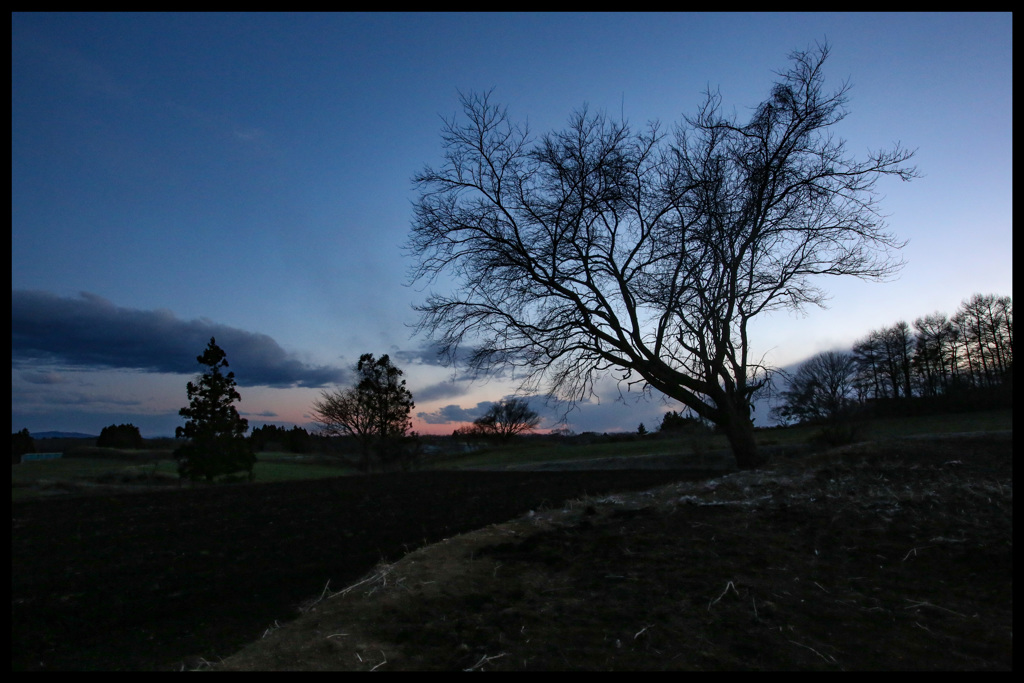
top-left (12, 434), bottom-right (1012, 671)
top-left (12, 468), bottom-right (713, 671)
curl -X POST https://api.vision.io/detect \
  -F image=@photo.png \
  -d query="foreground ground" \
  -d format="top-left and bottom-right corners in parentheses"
top-left (13, 433), bottom-right (1011, 670)
top-left (12, 467), bottom-right (710, 671)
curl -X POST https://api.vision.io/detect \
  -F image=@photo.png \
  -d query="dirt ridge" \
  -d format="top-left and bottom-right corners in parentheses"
top-left (211, 432), bottom-right (1012, 671)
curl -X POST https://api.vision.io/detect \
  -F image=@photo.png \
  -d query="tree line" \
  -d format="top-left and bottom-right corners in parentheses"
top-left (13, 339), bottom-right (542, 476)
top-left (774, 292), bottom-right (1012, 425)
top-left (852, 293), bottom-right (1012, 401)
top-left (249, 424), bottom-right (315, 454)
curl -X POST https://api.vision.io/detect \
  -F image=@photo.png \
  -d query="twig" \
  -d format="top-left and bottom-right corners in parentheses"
top-left (464, 652), bottom-right (507, 671)
top-left (789, 639), bottom-right (837, 664)
top-left (298, 579), bottom-right (336, 613)
top-left (708, 580), bottom-right (739, 610)
top-left (370, 650), bottom-right (387, 671)
top-left (179, 656), bottom-right (215, 671)
top-left (903, 599), bottom-right (968, 618)
top-left (902, 546), bottom-right (932, 561)
top-left (335, 567), bottom-right (392, 598)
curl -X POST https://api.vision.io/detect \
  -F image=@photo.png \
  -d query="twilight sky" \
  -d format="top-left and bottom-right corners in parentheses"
top-left (12, 12), bottom-right (1012, 437)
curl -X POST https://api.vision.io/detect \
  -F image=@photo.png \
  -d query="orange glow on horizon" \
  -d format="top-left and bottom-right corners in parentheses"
top-left (410, 418), bottom-right (468, 437)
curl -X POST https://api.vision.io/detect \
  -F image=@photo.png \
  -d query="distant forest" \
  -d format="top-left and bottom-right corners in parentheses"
top-left (776, 292), bottom-right (1012, 423)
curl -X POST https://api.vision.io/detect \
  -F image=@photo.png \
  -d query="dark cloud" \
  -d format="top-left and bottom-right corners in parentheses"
top-left (416, 401), bottom-right (494, 425)
top-left (417, 389), bottom-right (682, 435)
top-left (413, 379), bottom-right (477, 404)
top-left (244, 410), bottom-right (279, 418)
top-left (12, 290), bottom-right (348, 388)
top-left (391, 343), bottom-right (509, 378)
top-left (389, 344), bottom-right (448, 367)
top-left (416, 394), bottom-right (562, 427)
top-left (18, 371), bottom-right (68, 385)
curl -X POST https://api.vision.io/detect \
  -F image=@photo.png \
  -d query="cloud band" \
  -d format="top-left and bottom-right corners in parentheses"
top-left (12, 290), bottom-right (347, 388)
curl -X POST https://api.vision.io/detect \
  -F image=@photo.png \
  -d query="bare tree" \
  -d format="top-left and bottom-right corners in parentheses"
top-left (852, 331), bottom-right (887, 401)
top-left (310, 387), bottom-right (373, 469)
top-left (473, 397), bottom-right (541, 441)
top-left (953, 293), bottom-right (1013, 387)
top-left (408, 43), bottom-right (916, 468)
top-left (773, 350), bottom-right (857, 424)
top-left (311, 353), bottom-right (414, 471)
top-left (913, 312), bottom-right (955, 397)
top-left (880, 321), bottom-right (915, 399)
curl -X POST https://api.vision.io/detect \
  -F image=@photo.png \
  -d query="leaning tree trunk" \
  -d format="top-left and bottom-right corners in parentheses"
top-left (718, 402), bottom-right (764, 470)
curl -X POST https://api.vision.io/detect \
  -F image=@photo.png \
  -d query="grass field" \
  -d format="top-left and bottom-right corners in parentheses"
top-left (430, 408), bottom-right (1013, 469)
top-left (11, 409), bottom-right (1012, 502)
top-left (11, 452), bottom-right (358, 502)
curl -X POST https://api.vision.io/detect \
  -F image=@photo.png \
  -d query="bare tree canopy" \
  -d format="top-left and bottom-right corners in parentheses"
top-left (311, 353), bottom-right (415, 471)
top-left (407, 43), bottom-right (916, 468)
top-left (473, 397), bottom-right (542, 441)
top-left (772, 350), bottom-right (858, 425)
top-left (853, 293), bottom-right (1013, 402)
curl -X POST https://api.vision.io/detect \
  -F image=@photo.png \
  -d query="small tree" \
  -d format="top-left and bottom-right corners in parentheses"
top-left (12, 428), bottom-right (36, 463)
top-left (311, 353), bottom-right (415, 471)
top-left (774, 350), bottom-right (858, 425)
top-left (773, 350), bottom-right (867, 445)
top-left (659, 410), bottom-right (708, 434)
top-left (452, 424), bottom-right (488, 440)
top-left (97, 423), bottom-right (145, 449)
top-left (472, 397), bottom-right (541, 442)
top-left (174, 337), bottom-right (255, 481)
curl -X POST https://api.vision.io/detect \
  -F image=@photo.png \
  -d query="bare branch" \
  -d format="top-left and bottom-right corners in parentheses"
top-left (407, 43), bottom-right (916, 468)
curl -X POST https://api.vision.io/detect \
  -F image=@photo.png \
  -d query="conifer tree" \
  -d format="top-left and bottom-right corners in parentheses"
top-left (175, 337), bottom-right (255, 481)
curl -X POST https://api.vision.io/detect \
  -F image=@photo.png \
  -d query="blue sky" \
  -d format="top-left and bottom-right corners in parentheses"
top-left (12, 12), bottom-right (1012, 437)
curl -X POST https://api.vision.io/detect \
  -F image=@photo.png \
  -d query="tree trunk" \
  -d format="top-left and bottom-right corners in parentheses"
top-left (719, 405), bottom-right (764, 470)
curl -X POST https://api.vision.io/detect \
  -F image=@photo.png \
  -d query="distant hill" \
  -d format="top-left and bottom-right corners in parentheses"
top-left (30, 431), bottom-right (99, 440)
